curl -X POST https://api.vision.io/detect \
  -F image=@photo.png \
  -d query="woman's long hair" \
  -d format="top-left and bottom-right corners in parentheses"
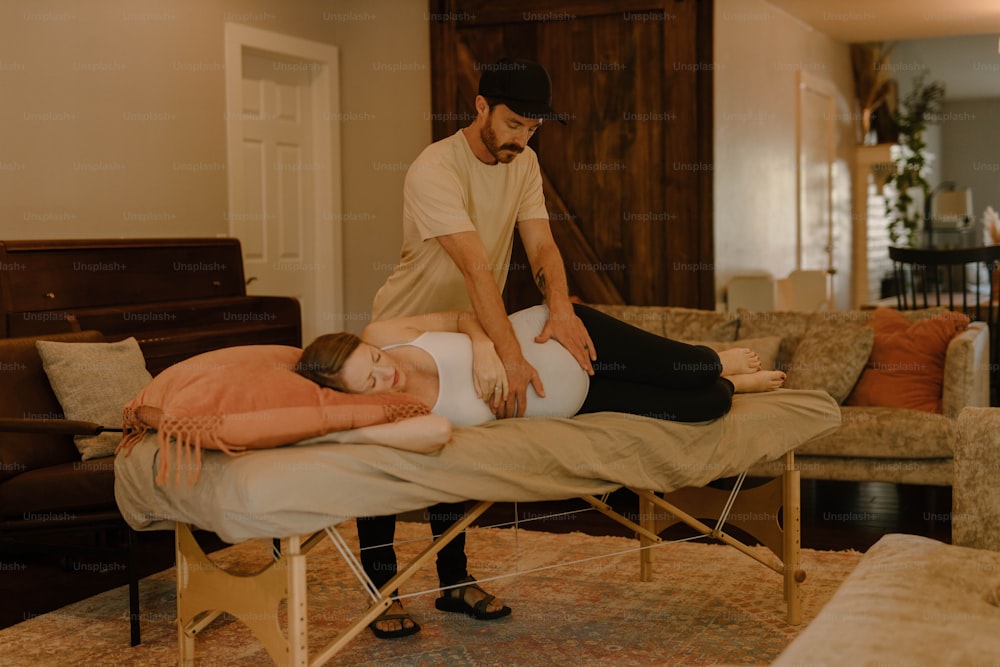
top-left (295, 332), bottom-right (362, 390)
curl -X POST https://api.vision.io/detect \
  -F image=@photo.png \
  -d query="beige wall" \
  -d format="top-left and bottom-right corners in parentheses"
top-left (891, 39), bottom-right (1000, 219)
top-left (714, 0), bottom-right (856, 309)
top-left (941, 98), bottom-right (1000, 219)
top-left (0, 0), bottom-right (430, 331)
top-left (3, 0), bottom-right (864, 320)
top-left (319, 1), bottom-right (431, 328)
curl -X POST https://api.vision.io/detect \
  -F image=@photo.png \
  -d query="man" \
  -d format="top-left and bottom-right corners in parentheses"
top-left (363, 57), bottom-right (595, 639)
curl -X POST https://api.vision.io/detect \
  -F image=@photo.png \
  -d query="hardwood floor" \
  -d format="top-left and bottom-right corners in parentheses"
top-left (471, 479), bottom-right (952, 552)
top-left (0, 480), bottom-right (951, 633)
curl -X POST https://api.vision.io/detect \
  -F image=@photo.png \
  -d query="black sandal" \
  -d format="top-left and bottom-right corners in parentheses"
top-left (434, 576), bottom-right (512, 620)
top-left (368, 604), bottom-right (421, 639)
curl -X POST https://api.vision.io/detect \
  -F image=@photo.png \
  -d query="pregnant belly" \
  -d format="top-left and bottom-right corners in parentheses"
top-left (509, 305), bottom-right (590, 418)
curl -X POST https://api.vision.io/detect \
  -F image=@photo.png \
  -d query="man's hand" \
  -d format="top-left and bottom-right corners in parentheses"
top-left (535, 308), bottom-right (596, 375)
top-left (516, 220), bottom-right (595, 375)
top-left (497, 351), bottom-right (544, 419)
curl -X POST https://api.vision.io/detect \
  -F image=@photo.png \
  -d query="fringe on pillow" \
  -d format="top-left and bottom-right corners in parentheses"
top-left (385, 402), bottom-right (431, 421)
top-left (117, 407), bottom-right (248, 486)
top-left (116, 401), bottom-right (431, 486)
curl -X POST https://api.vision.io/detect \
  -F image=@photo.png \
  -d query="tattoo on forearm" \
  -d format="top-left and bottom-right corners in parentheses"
top-left (534, 267), bottom-right (547, 294)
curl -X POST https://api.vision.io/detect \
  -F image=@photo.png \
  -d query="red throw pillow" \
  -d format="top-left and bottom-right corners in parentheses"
top-left (117, 345), bottom-right (430, 485)
top-left (844, 308), bottom-right (969, 413)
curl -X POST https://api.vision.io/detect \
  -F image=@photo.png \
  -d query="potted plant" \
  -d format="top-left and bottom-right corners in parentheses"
top-left (850, 42), bottom-right (897, 145)
top-left (884, 74), bottom-right (946, 245)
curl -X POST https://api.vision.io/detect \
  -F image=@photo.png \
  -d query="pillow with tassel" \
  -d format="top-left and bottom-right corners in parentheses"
top-left (117, 345), bottom-right (430, 486)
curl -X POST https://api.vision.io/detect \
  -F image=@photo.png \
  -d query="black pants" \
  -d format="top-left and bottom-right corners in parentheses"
top-left (358, 504), bottom-right (468, 592)
top-left (357, 303), bottom-right (734, 591)
top-left (573, 303), bottom-right (734, 421)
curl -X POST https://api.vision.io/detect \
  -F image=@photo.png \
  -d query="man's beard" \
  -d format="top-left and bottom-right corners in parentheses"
top-left (480, 120), bottom-right (523, 164)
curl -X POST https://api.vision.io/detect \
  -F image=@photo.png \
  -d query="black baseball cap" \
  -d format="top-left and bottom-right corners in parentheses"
top-left (478, 57), bottom-right (567, 124)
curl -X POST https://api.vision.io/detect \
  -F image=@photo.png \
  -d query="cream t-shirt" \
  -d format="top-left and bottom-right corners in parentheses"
top-left (371, 129), bottom-right (549, 319)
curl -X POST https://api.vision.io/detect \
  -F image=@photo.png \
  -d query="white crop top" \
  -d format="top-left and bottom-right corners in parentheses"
top-left (383, 305), bottom-right (590, 426)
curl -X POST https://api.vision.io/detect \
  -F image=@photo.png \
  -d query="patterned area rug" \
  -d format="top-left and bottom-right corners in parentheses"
top-left (0, 521), bottom-right (862, 666)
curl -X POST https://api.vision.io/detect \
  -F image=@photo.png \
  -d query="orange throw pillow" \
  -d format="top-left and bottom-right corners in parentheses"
top-left (844, 308), bottom-right (969, 413)
top-left (117, 345), bottom-right (430, 485)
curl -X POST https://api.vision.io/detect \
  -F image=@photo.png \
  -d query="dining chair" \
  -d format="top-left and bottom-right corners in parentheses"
top-left (888, 244), bottom-right (1000, 402)
top-left (726, 274), bottom-right (776, 313)
top-left (775, 269), bottom-right (831, 312)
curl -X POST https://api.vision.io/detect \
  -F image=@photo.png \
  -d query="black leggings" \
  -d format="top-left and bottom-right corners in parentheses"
top-left (573, 303), bottom-right (734, 422)
top-left (358, 303), bottom-right (734, 591)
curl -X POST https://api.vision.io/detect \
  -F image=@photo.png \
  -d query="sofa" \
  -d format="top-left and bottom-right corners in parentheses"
top-left (0, 330), bottom-right (144, 642)
top-left (771, 532), bottom-right (1000, 666)
top-left (591, 304), bottom-right (996, 550)
top-left (0, 330), bottom-right (121, 532)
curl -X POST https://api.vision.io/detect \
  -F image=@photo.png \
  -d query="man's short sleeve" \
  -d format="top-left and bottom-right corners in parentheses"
top-left (516, 150), bottom-right (549, 222)
top-left (403, 158), bottom-right (476, 240)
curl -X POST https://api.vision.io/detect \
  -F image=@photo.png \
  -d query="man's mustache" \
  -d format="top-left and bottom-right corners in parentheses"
top-left (500, 144), bottom-right (523, 153)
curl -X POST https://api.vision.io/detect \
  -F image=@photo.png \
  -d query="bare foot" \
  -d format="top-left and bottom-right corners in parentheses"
top-left (718, 347), bottom-right (762, 376)
top-left (728, 370), bottom-right (786, 393)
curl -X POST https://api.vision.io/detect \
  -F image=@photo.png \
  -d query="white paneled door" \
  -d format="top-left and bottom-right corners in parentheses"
top-left (239, 50), bottom-right (314, 317)
top-left (224, 25), bottom-right (342, 345)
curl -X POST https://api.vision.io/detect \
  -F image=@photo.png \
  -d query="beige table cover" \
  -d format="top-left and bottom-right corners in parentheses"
top-left (115, 389), bottom-right (839, 544)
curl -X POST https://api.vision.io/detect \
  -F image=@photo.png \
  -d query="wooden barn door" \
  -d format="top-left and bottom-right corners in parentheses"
top-left (429, 0), bottom-right (714, 309)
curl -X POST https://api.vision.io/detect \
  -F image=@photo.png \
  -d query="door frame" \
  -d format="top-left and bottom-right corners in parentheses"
top-left (223, 23), bottom-right (343, 337)
top-left (796, 70), bottom-right (836, 307)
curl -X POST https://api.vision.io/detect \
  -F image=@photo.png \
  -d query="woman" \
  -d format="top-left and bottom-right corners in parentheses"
top-left (297, 303), bottom-right (785, 444)
top-left (297, 302), bottom-right (784, 638)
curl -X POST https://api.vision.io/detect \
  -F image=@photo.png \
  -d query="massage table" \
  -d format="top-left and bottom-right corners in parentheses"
top-left (115, 389), bottom-right (840, 666)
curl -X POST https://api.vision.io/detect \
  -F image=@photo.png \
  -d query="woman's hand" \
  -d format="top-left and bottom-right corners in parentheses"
top-left (471, 338), bottom-right (508, 411)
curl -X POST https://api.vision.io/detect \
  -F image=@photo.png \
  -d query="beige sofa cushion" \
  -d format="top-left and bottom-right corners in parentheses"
top-left (587, 304), bottom-right (665, 336)
top-left (772, 534), bottom-right (1000, 667)
top-left (783, 318), bottom-right (874, 403)
top-left (660, 307), bottom-right (739, 341)
top-left (797, 406), bottom-right (954, 459)
top-left (736, 309), bottom-right (813, 370)
top-left (590, 305), bottom-right (738, 341)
